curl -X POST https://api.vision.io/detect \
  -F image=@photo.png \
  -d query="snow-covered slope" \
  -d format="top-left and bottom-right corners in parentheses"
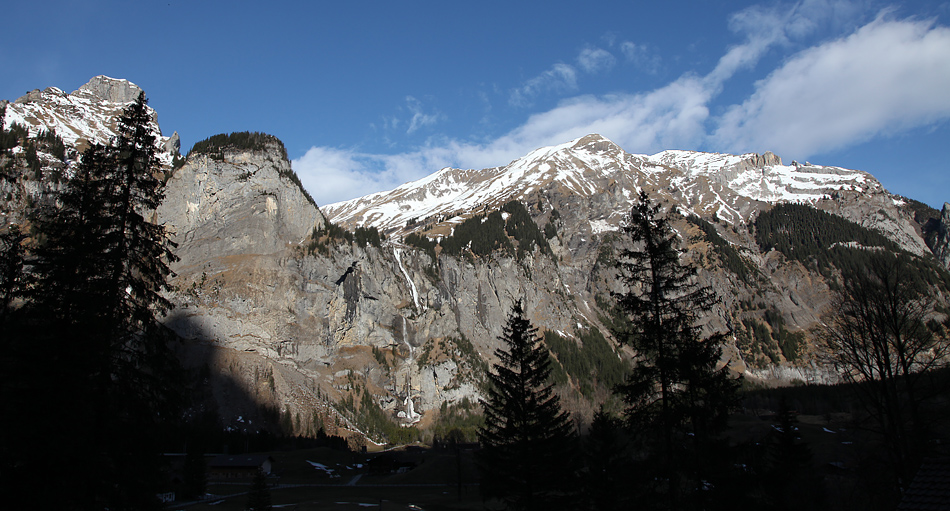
top-left (654, 149), bottom-right (877, 205)
top-left (323, 133), bottom-right (884, 236)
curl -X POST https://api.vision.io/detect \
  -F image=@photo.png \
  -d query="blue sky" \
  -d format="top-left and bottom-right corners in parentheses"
top-left (2, 0), bottom-right (949, 209)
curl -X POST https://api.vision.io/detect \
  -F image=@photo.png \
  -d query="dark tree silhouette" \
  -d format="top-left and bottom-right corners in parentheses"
top-left (0, 92), bottom-right (181, 510)
top-left (477, 300), bottom-right (577, 510)
top-left (582, 408), bottom-right (634, 511)
top-left (182, 446), bottom-right (208, 500)
top-left (246, 468), bottom-right (272, 511)
top-left (759, 399), bottom-right (826, 510)
top-left (820, 252), bottom-right (949, 502)
top-left (0, 223), bottom-right (25, 323)
top-left (613, 191), bottom-right (740, 510)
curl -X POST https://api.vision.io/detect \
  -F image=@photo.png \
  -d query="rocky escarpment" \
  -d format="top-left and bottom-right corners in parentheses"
top-left (158, 141), bottom-right (323, 269)
top-left (933, 203), bottom-right (950, 268)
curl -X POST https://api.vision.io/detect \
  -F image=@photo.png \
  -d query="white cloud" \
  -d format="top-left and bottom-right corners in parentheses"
top-left (490, 77), bottom-right (713, 159)
top-left (297, 4), bottom-right (950, 210)
top-left (714, 17), bottom-right (950, 158)
top-left (577, 47), bottom-right (616, 73)
top-left (509, 63), bottom-right (578, 106)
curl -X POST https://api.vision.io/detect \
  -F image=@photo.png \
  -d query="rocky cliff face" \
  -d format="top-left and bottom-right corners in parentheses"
top-left (933, 203), bottom-right (950, 268)
top-left (156, 144), bottom-right (594, 437)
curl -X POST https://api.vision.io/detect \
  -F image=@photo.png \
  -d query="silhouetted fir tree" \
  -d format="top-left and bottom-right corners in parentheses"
top-left (246, 469), bottom-right (273, 511)
top-left (582, 409), bottom-right (634, 511)
top-left (1, 92), bottom-right (182, 510)
top-left (477, 300), bottom-right (577, 511)
top-left (613, 191), bottom-right (740, 511)
top-left (28, 144), bottom-right (116, 328)
top-left (760, 400), bottom-right (826, 510)
top-left (0, 224), bottom-right (25, 323)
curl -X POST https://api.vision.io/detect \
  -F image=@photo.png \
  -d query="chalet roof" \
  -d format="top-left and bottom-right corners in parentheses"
top-left (208, 454), bottom-right (273, 469)
top-left (898, 457), bottom-right (950, 511)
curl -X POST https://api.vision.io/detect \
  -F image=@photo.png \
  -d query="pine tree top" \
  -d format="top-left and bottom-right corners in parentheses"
top-left (187, 131), bottom-right (288, 160)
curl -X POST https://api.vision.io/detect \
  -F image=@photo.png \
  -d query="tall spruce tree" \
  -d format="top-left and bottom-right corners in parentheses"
top-left (613, 191), bottom-right (739, 510)
top-left (246, 469), bottom-right (273, 511)
top-left (582, 409), bottom-right (634, 511)
top-left (1, 92), bottom-right (181, 509)
top-left (477, 300), bottom-right (576, 511)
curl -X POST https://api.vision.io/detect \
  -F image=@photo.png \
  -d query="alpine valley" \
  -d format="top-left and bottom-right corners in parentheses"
top-left (3, 77), bottom-right (949, 443)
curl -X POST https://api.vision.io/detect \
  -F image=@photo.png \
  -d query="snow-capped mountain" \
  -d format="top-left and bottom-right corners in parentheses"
top-left (323, 134), bottom-right (888, 240)
top-left (2, 75), bottom-right (178, 166)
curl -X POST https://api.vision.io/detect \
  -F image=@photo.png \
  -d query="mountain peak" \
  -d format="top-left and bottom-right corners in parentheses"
top-left (570, 133), bottom-right (622, 153)
top-left (75, 75), bottom-right (144, 103)
top-left (3, 76), bottom-right (174, 167)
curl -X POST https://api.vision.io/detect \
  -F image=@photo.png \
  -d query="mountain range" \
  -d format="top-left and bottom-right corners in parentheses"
top-left (3, 76), bottom-right (949, 442)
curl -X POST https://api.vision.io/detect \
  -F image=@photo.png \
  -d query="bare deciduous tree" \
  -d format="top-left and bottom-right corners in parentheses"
top-left (820, 252), bottom-right (949, 495)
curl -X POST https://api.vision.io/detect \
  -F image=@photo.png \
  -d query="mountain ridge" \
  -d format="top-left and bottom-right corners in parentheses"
top-left (323, 133), bottom-right (933, 268)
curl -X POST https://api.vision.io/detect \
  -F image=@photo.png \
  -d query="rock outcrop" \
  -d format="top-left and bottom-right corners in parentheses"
top-left (74, 75), bottom-right (145, 104)
top-left (933, 203), bottom-right (950, 268)
top-left (159, 142), bottom-right (323, 268)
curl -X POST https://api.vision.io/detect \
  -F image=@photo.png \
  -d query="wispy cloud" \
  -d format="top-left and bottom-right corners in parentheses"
top-left (405, 96), bottom-right (441, 134)
top-left (577, 47), bottom-right (616, 73)
top-left (619, 41), bottom-right (660, 73)
top-left (509, 63), bottom-right (578, 106)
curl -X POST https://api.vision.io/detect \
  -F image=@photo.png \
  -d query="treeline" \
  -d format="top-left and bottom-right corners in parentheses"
top-left (755, 203), bottom-right (950, 290)
top-left (306, 220), bottom-right (383, 255)
top-left (0, 106), bottom-right (68, 182)
top-left (405, 231), bottom-right (438, 261)
top-left (687, 214), bottom-right (757, 284)
top-left (544, 326), bottom-right (626, 397)
top-left (755, 203), bottom-right (899, 261)
top-left (412, 200), bottom-right (552, 261)
top-left (337, 381), bottom-right (419, 445)
top-left (187, 131), bottom-right (318, 206)
top-left (187, 131), bottom-right (289, 160)
top-left (738, 308), bottom-right (806, 366)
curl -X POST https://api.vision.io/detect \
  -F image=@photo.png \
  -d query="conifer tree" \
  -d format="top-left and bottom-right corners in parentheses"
top-left (760, 399), bottom-right (826, 510)
top-left (477, 300), bottom-right (576, 511)
top-left (247, 469), bottom-right (273, 511)
top-left (582, 409), bottom-right (633, 511)
top-left (613, 191), bottom-right (739, 510)
top-left (2, 92), bottom-right (181, 509)
top-left (0, 224), bottom-right (25, 323)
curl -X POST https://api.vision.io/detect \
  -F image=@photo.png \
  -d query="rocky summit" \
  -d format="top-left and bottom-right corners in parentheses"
top-left (3, 77), bottom-right (948, 443)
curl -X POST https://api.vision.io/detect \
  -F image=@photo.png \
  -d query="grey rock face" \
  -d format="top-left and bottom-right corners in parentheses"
top-left (165, 131), bottom-right (180, 155)
top-left (933, 203), bottom-right (950, 268)
top-left (158, 145), bottom-right (324, 270)
top-left (7, 76), bottom-right (944, 441)
top-left (75, 75), bottom-right (144, 103)
top-left (14, 89), bottom-right (45, 104)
